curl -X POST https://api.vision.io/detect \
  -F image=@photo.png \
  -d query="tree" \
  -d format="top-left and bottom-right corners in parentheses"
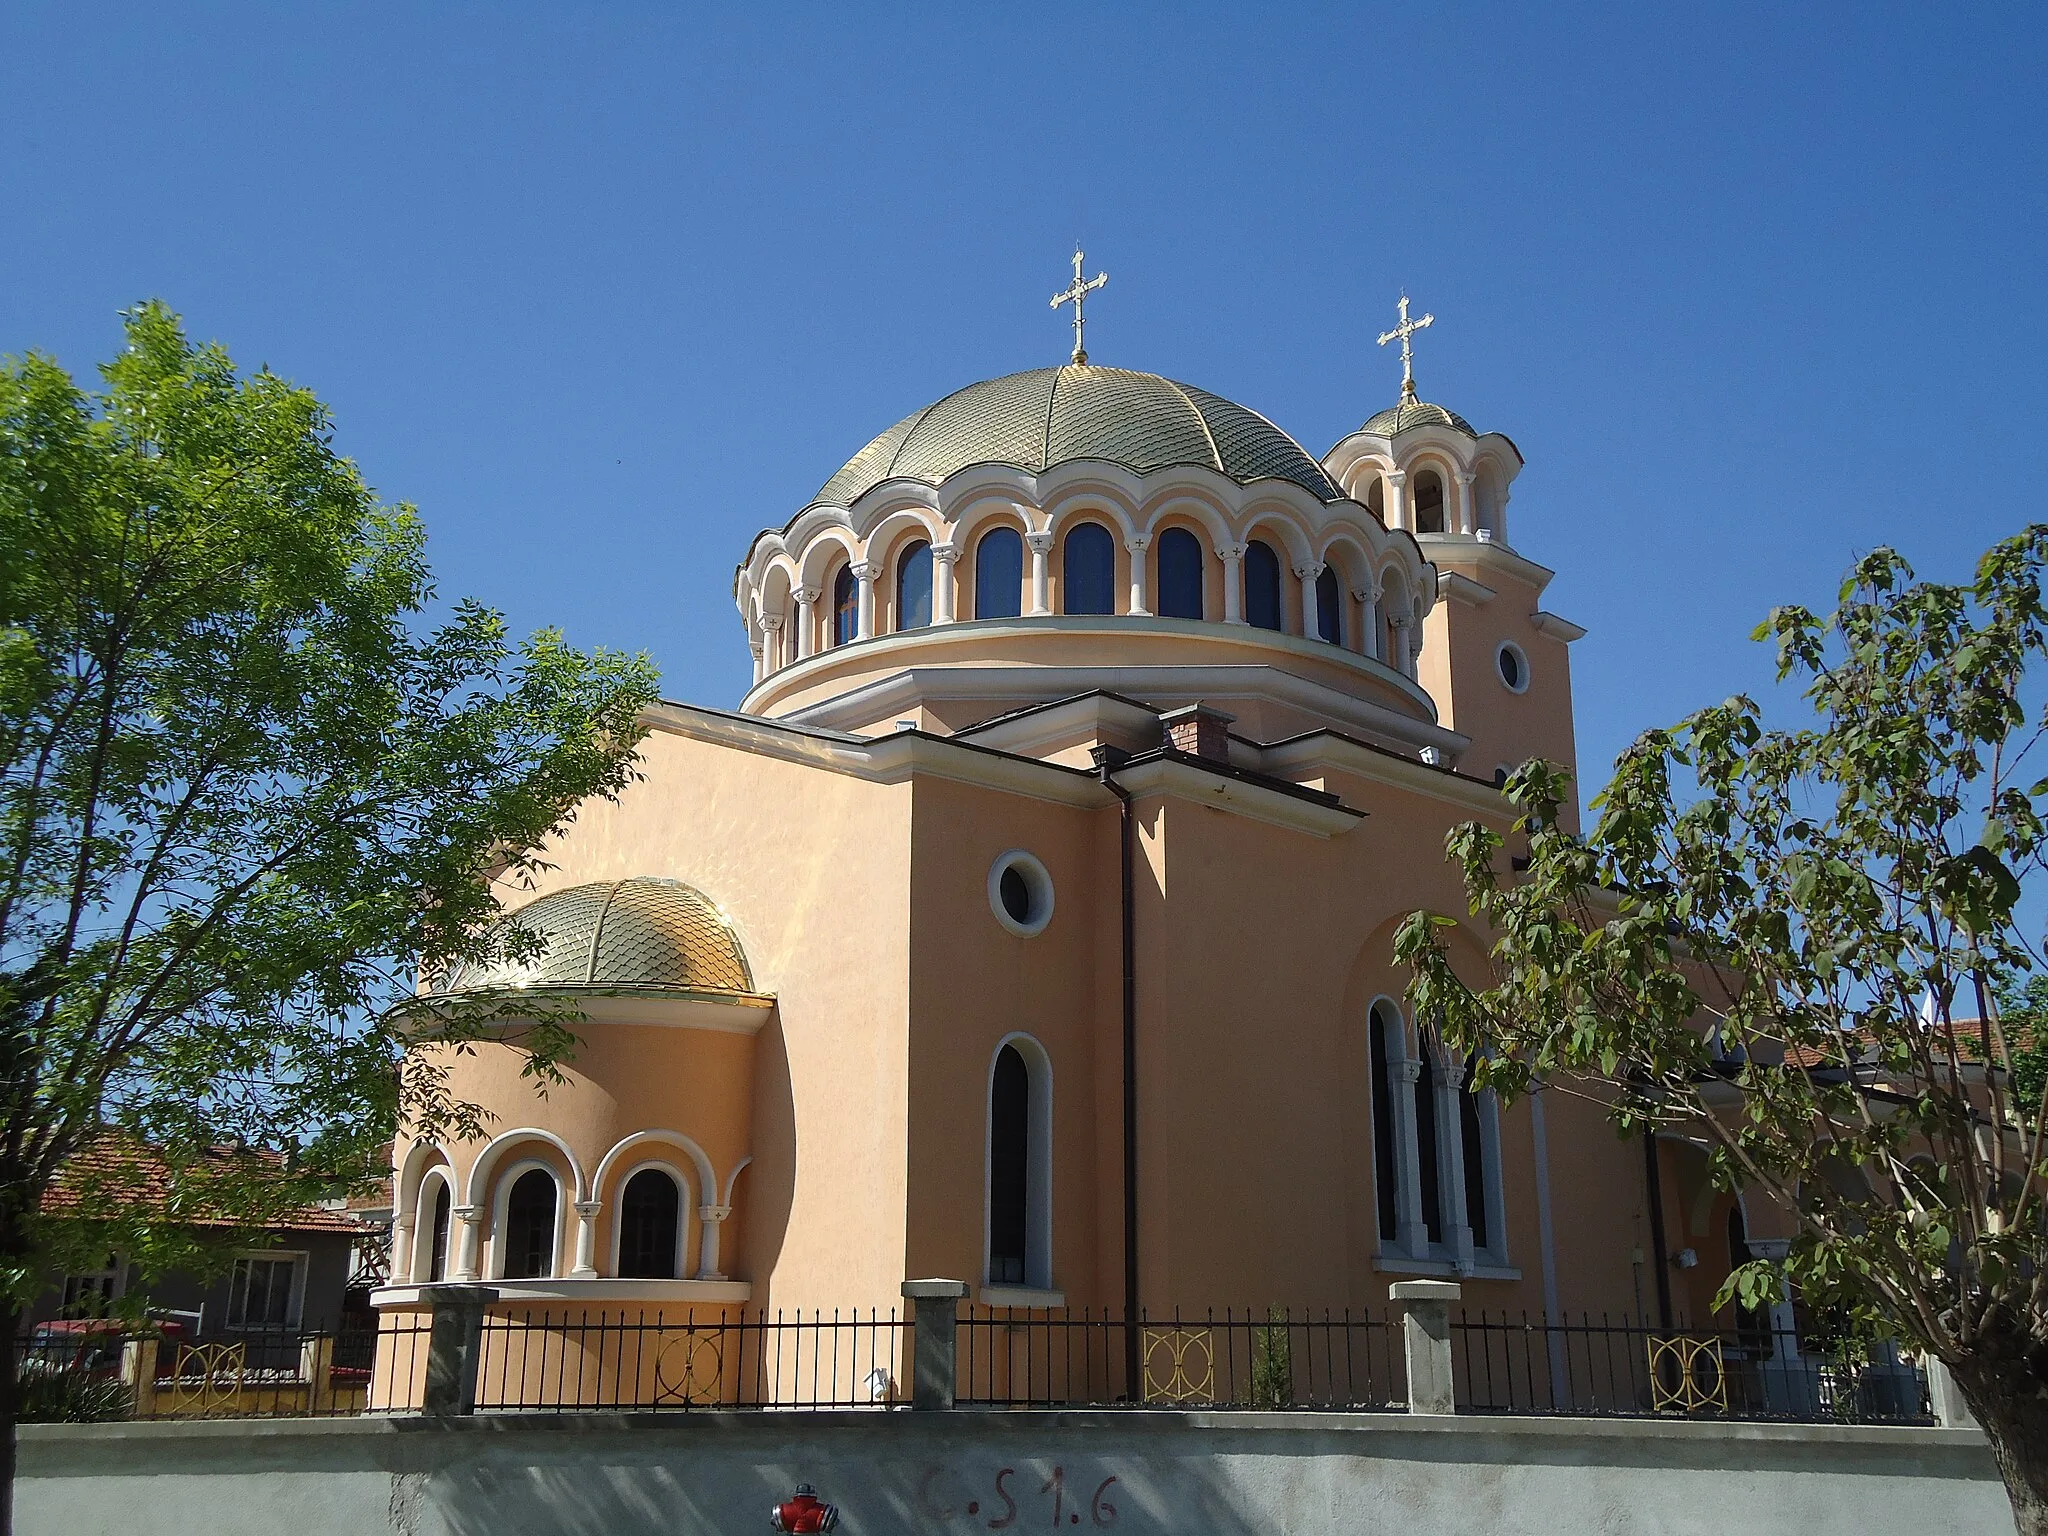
top-left (1397, 529), bottom-right (2048, 1534)
top-left (0, 303), bottom-right (658, 1528)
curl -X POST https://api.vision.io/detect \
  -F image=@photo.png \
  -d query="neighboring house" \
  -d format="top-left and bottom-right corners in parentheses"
top-left (29, 1140), bottom-right (368, 1343)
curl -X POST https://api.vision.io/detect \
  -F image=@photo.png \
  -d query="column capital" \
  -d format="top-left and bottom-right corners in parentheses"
top-left (1385, 468), bottom-right (1409, 486)
top-left (1217, 541), bottom-right (1247, 562)
top-left (757, 613), bottom-right (783, 632)
top-left (1391, 1059), bottom-right (1422, 1085)
top-left (931, 542), bottom-right (960, 566)
top-left (1454, 469), bottom-right (1476, 487)
top-left (573, 1200), bottom-right (603, 1217)
top-left (1746, 1237), bottom-right (1793, 1261)
top-left (697, 1204), bottom-right (733, 1223)
top-left (1293, 560), bottom-right (1326, 581)
top-left (795, 585), bottom-right (821, 605)
top-left (453, 1205), bottom-right (482, 1224)
top-left (1389, 611), bottom-right (1412, 630)
top-left (1125, 533), bottom-right (1152, 553)
top-left (851, 560), bottom-right (880, 583)
top-left (1024, 531), bottom-right (1056, 555)
top-left (1352, 583), bottom-right (1379, 603)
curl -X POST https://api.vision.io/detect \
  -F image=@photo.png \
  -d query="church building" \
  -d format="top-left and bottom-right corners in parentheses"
top-left (379, 274), bottom-right (1794, 1380)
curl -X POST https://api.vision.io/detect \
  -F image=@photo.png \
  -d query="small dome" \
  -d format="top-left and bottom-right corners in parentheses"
top-left (810, 365), bottom-right (1342, 509)
top-left (1361, 397), bottom-right (1476, 438)
top-left (434, 878), bottom-right (754, 995)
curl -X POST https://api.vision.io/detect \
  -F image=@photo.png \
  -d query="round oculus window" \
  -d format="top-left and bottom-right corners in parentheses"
top-left (1496, 641), bottom-right (1529, 693)
top-left (988, 850), bottom-right (1054, 937)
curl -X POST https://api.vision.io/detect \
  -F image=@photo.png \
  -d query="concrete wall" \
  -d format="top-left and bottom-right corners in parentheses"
top-left (18, 1411), bottom-right (2009, 1536)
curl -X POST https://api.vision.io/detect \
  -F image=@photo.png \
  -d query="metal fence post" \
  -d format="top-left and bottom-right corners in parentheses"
top-left (420, 1284), bottom-right (497, 1415)
top-left (901, 1279), bottom-right (969, 1410)
top-left (120, 1336), bottom-right (158, 1419)
top-left (1390, 1280), bottom-right (1460, 1415)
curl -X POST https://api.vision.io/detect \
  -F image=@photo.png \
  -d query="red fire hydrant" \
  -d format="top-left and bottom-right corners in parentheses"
top-left (770, 1484), bottom-right (839, 1533)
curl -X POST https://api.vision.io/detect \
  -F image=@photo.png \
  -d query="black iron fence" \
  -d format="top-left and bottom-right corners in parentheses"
top-left (957, 1306), bottom-right (1402, 1410)
top-left (16, 1320), bottom-right (390, 1421)
top-left (1450, 1312), bottom-right (1932, 1425)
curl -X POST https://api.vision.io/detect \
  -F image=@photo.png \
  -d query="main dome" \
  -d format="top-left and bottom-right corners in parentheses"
top-left (809, 365), bottom-right (1342, 509)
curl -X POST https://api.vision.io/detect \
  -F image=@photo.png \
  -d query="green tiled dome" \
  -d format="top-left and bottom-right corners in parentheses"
top-left (810, 366), bottom-right (1342, 508)
top-left (1361, 397), bottom-right (1476, 438)
top-left (434, 879), bottom-right (754, 995)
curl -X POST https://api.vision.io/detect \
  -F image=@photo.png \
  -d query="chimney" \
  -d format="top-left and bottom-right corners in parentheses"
top-left (1159, 704), bottom-right (1236, 763)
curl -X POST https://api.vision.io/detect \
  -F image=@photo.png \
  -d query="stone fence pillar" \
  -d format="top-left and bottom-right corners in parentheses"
top-left (300, 1334), bottom-right (335, 1413)
top-left (901, 1279), bottom-right (969, 1411)
top-left (1390, 1280), bottom-right (1461, 1415)
top-left (420, 1284), bottom-right (498, 1416)
top-left (1927, 1358), bottom-right (1979, 1429)
top-left (119, 1336), bottom-right (158, 1419)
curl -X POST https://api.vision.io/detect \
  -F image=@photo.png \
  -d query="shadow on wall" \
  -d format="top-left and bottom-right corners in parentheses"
top-left (741, 1009), bottom-right (796, 1304)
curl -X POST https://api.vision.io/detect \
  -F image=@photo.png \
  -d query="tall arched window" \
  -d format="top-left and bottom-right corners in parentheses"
top-left (896, 540), bottom-right (932, 631)
top-left (975, 527), bottom-right (1023, 620)
top-left (1459, 1056), bottom-right (1489, 1243)
top-left (1316, 566), bottom-right (1342, 646)
top-left (502, 1169), bottom-right (557, 1280)
top-left (427, 1179), bottom-right (452, 1283)
top-left (1244, 540), bottom-right (1283, 631)
top-left (1156, 528), bottom-right (1204, 620)
top-left (618, 1168), bottom-right (682, 1279)
top-left (1062, 523), bottom-right (1115, 615)
top-left (987, 1037), bottom-right (1051, 1289)
top-left (1415, 1052), bottom-right (1444, 1246)
top-left (1369, 1005), bottom-right (1401, 1243)
top-left (1727, 1205), bottom-right (1770, 1346)
top-left (1414, 473), bottom-right (1446, 535)
top-left (832, 564), bottom-right (858, 646)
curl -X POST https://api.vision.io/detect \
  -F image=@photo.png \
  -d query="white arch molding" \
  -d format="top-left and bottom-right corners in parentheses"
top-left (487, 1157), bottom-right (569, 1281)
top-left (606, 1159), bottom-right (693, 1281)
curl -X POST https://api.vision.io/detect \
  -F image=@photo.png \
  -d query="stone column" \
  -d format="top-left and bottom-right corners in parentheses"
top-left (696, 1204), bottom-right (732, 1280)
top-left (1025, 533), bottom-right (1054, 616)
top-left (901, 1278), bottom-right (969, 1410)
top-left (1218, 543), bottom-right (1247, 624)
top-left (570, 1200), bottom-right (602, 1279)
top-left (1385, 470), bottom-right (1410, 534)
top-left (1390, 1058), bottom-right (1429, 1254)
top-left (1355, 581), bottom-right (1381, 661)
top-left (451, 1204), bottom-right (483, 1282)
top-left (1125, 534), bottom-right (1152, 616)
top-left (931, 544), bottom-right (959, 624)
top-left (391, 1210), bottom-right (417, 1285)
top-left (1389, 613), bottom-right (1413, 679)
top-left (1295, 560), bottom-right (1325, 640)
top-left (1390, 1280), bottom-right (1460, 1414)
top-left (1442, 1060), bottom-right (1477, 1273)
top-left (758, 613), bottom-right (784, 673)
top-left (1455, 470), bottom-right (1477, 536)
top-left (748, 637), bottom-right (765, 685)
top-left (421, 1284), bottom-right (498, 1416)
top-left (794, 587), bottom-right (820, 659)
top-left (853, 560), bottom-right (879, 640)
top-left (1745, 1236), bottom-right (1814, 1415)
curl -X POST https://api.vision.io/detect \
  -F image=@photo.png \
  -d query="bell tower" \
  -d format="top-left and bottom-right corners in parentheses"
top-left (1322, 299), bottom-right (1586, 825)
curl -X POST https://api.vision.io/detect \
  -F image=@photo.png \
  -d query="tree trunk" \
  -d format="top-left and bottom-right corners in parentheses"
top-left (1950, 1333), bottom-right (2048, 1536)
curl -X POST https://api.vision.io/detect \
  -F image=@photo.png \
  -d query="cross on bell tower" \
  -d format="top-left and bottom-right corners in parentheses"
top-left (1051, 247), bottom-right (1109, 365)
top-left (1377, 292), bottom-right (1434, 402)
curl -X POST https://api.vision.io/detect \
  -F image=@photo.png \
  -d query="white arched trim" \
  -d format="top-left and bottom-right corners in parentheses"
top-left (394, 1137), bottom-right (454, 1228)
top-left (591, 1128), bottom-right (718, 1207)
top-left (409, 1166), bottom-right (458, 1285)
top-left (462, 1126), bottom-right (586, 1207)
top-left (605, 1159), bottom-right (694, 1280)
top-left (984, 1031), bottom-right (1055, 1292)
top-left (487, 1157), bottom-right (568, 1281)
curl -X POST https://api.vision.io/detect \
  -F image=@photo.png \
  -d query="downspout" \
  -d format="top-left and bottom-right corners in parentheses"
top-left (1643, 1129), bottom-right (1674, 1331)
top-left (1092, 747), bottom-right (1140, 1398)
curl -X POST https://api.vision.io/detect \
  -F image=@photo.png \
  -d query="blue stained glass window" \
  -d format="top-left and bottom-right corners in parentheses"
top-left (975, 527), bottom-right (1023, 620)
top-left (1157, 528), bottom-right (1205, 620)
top-left (1245, 539), bottom-right (1283, 631)
top-left (897, 541), bottom-right (932, 631)
top-left (1062, 522), bottom-right (1115, 616)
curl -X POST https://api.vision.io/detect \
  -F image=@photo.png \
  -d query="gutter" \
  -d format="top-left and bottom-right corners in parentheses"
top-left (1093, 745), bottom-right (1142, 1398)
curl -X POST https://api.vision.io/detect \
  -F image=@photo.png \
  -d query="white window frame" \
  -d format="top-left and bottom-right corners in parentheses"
top-left (607, 1160), bottom-right (693, 1280)
top-left (226, 1249), bottom-right (307, 1331)
top-left (412, 1168), bottom-right (456, 1284)
top-left (488, 1158), bottom-right (566, 1281)
top-left (983, 1032), bottom-right (1054, 1292)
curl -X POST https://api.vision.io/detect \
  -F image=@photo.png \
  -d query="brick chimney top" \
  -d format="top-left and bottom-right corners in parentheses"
top-left (1159, 704), bottom-right (1236, 762)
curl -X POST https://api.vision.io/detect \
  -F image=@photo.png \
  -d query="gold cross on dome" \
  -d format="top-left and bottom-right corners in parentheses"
top-left (1051, 247), bottom-right (1108, 365)
top-left (1377, 292), bottom-right (1435, 400)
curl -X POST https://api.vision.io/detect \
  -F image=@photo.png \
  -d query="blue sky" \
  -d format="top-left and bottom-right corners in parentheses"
top-left (4, 3), bottom-right (2045, 807)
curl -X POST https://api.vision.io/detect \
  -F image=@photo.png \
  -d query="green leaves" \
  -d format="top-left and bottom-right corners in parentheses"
top-left (0, 304), bottom-right (659, 1297)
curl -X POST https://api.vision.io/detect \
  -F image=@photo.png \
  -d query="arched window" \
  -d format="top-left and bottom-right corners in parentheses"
top-left (832, 564), bottom-right (858, 646)
top-left (1062, 523), bottom-right (1115, 616)
top-left (427, 1179), bottom-right (452, 1284)
top-left (975, 527), bottom-right (1023, 620)
top-left (895, 540), bottom-right (932, 631)
top-left (1459, 1056), bottom-right (1489, 1243)
top-left (1156, 528), bottom-right (1204, 620)
top-left (987, 1038), bottom-right (1051, 1289)
top-left (1727, 1205), bottom-right (1771, 1347)
top-left (1415, 1052), bottom-right (1444, 1246)
top-left (1244, 540), bottom-right (1283, 631)
top-left (1315, 566), bottom-right (1342, 646)
top-left (618, 1167), bottom-right (682, 1280)
top-left (502, 1168), bottom-right (557, 1280)
top-left (1414, 473), bottom-right (1446, 535)
top-left (1369, 1004), bottom-right (1401, 1243)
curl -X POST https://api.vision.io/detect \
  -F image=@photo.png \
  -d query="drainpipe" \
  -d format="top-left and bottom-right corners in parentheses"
top-left (1092, 746), bottom-right (1141, 1399)
top-left (1643, 1129), bottom-right (1673, 1331)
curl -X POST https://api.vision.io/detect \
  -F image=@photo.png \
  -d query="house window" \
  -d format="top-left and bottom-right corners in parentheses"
top-left (1244, 539), bottom-right (1283, 631)
top-left (618, 1168), bottom-right (682, 1280)
top-left (61, 1255), bottom-right (122, 1317)
top-left (987, 1036), bottom-right (1052, 1289)
top-left (1316, 566), bottom-right (1343, 645)
top-left (228, 1254), bottom-right (302, 1330)
top-left (427, 1179), bottom-right (452, 1283)
top-left (975, 527), bottom-right (1023, 619)
top-left (832, 564), bottom-right (858, 646)
top-left (1062, 522), bottom-right (1115, 615)
top-left (897, 540), bottom-right (933, 631)
top-left (1156, 528), bottom-right (1205, 619)
top-left (503, 1168), bottom-right (558, 1280)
